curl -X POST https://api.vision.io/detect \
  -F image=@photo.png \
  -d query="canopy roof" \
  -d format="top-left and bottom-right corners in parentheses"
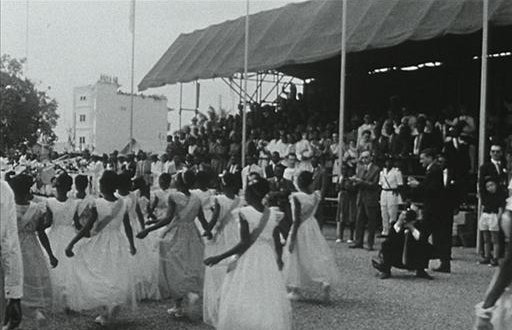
top-left (139, 0), bottom-right (512, 91)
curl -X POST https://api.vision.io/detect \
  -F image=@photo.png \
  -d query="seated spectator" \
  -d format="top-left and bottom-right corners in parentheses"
top-left (283, 153), bottom-right (299, 188)
top-left (241, 154), bottom-right (263, 191)
top-left (357, 114), bottom-right (375, 145)
top-left (357, 130), bottom-right (374, 155)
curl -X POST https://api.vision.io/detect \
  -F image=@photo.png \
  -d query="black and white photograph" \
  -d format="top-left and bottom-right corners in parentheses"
top-left (1, 0), bottom-right (512, 329)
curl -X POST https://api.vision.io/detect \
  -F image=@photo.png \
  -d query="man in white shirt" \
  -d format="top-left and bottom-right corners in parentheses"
top-left (241, 154), bottom-right (263, 191)
top-left (1, 180), bottom-right (23, 328)
top-left (379, 156), bottom-right (403, 236)
top-left (283, 153), bottom-right (299, 189)
top-left (295, 131), bottom-right (313, 173)
top-left (274, 134), bottom-right (290, 161)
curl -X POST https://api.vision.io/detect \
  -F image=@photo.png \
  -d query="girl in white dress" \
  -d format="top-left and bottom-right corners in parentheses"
top-left (204, 177), bottom-right (292, 330)
top-left (46, 173), bottom-right (79, 312)
top-left (203, 173), bottom-right (243, 327)
top-left (137, 170), bottom-right (211, 319)
top-left (65, 170), bottom-right (137, 326)
top-left (283, 171), bottom-right (338, 302)
top-left (117, 173), bottom-right (160, 301)
top-left (10, 174), bottom-right (58, 325)
top-left (147, 173), bottom-right (173, 247)
top-left (191, 170), bottom-right (215, 234)
top-left (474, 219), bottom-right (512, 330)
top-left (73, 174), bottom-right (95, 232)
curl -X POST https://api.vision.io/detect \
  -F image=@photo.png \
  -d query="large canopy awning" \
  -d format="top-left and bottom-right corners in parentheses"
top-left (138, 0), bottom-right (512, 91)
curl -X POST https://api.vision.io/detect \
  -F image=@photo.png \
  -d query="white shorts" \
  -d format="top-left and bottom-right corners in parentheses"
top-left (479, 212), bottom-right (499, 232)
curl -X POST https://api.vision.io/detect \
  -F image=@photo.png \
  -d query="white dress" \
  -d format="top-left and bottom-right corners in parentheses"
top-left (149, 188), bottom-right (172, 248)
top-left (283, 191), bottom-right (338, 292)
top-left (67, 198), bottom-right (136, 311)
top-left (217, 206), bottom-right (291, 330)
top-left (191, 188), bottom-right (214, 235)
top-left (118, 192), bottom-right (161, 301)
top-left (203, 195), bottom-right (243, 327)
top-left (46, 197), bottom-right (79, 311)
top-left (491, 275), bottom-right (512, 329)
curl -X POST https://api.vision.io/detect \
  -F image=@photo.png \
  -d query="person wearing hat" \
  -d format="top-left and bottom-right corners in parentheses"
top-left (378, 155), bottom-right (404, 237)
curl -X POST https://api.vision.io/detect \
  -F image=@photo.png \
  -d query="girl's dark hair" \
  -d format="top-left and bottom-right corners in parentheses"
top-left (75, 175), bottom-right (89, 191)
top-left (195, 171), bottom-right (210, 188)
top-left (99, 170), bottom-right (118, 192)
top-left (297, 171), bottom-right (313, 190)
top-left (8, 174), bottom-right (34, 197)
top-left (54, 172), bottom-right (73, 190)
top-left (117, 172), bottom-right (132, 191)
top-left (159, 173), bottom-right (172, 186)
top-left (178, 170), bottom-right (196, 190)
top-left (245, 177), bottom-right (269, 203)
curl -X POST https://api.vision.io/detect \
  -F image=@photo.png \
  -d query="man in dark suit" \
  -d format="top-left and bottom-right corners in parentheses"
top-left (432, 153), bottom-right (462, 273)
top-left (350, 151), bottom-right (381, 251)
top-left (375, 122), bottom-right (400, 161)
top-left (442, 126), bottom-right (471, 196)
top-left (312, 156), bottom-right (329, 228)
top-left (478, 143), bottom-right (508, 195)
top-left (264, 152), bottom-right (281, 179)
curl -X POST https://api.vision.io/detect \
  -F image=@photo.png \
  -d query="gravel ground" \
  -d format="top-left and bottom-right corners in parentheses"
top-left (21, 226), bottom-right (493, 330)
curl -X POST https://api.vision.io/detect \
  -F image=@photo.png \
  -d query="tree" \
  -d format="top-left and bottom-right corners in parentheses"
top-left (0, 55), bottom-right (59, 152)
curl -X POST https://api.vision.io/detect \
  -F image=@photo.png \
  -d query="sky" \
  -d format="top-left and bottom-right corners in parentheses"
top-left (1, 0), bottom-right (304, 141)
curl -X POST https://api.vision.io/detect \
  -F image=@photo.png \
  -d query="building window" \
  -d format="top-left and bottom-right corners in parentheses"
top-left (79, 114), bottom-right (86, 122)
top-left (79, 136), bottom-right (85, 144)
top-left (80, 96), bottom-right (86, 101)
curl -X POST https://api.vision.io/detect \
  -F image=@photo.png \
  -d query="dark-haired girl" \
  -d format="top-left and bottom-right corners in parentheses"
top-left (283, 171), bottom-right (338, 302)
top-left (10, 174), bottom-right (57, 326)
top-left (65, 170), bottom-right (136, 326)
top-left (204, 177), bottom-right (291, 330)
top-left (137, 170), bottom-right (211, 318)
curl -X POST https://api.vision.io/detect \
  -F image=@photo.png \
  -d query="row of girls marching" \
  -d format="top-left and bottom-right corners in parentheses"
top-left (7, 168), bottom-right (339, 329)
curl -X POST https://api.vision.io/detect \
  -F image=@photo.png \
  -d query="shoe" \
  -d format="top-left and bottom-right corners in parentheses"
top-left (346, 239), bottom-right (354, 244)
top-left (479, 258), bottom-right (491, 265)
top-left (94, 315), bottom-right (108, 326)
top-left (380, 272), bottom-right (392, 280)
top-left (490, 259), bottom-right (499, 267)
top-left (433, 264), bottom-right (451, 273)
top-left (349, 244), bottom-right (363, 249)
top-left (287, 291), bottom-right (301, 301)
top-left (321, 282), bottom-right (331, 302)
top-left (416, 270), bottom-right (433, 280)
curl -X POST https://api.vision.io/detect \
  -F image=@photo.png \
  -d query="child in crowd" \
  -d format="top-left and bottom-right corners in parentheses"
top-left (204, 177), bottom-right (292, 330)
top-left (479, 177), bottom-right (504, 267)
top-left (203, 173), bottom-right (243, 327)
top-left (46, 172), bottom-right (80, 312)
top-left (137, 171), bottom-right (211, 319)
top-left (116, 173), bottom-right (161, 301)
top-left (284, 171), bottom-right (338, 302)
top-left (9, 174), bottom-right (58, 326)
top-left (65, 170), bottom-right (137, 326)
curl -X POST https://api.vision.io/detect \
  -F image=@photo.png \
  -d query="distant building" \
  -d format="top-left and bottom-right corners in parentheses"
top-left (73, 75), bottom-right (168, 154)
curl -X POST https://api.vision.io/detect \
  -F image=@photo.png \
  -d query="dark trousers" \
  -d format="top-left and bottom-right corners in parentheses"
top-left (355, 202), bottom-right (379, 248)
top-left (431, 215), bottom-right (454, 264)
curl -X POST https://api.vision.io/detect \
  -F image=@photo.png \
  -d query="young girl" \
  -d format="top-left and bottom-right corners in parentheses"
top-left (46, 172), bottom-right (79, 312)
top-left (147, 173), bottom-right (173, 247)
top-left (191, 170), bottom-right (215, 234)
top-left (203, 173), bottom-right (243, 327)
top-left (137, 170), bottom-right (211, 318)
top-left (284, 171), bottom-right (338, 302)
top-left (9, 174), bottom-right (58, 325)
top-left (204, 177), bottom-right (292, 330)
top-left (74, 174), bottom-right (94, 231)
top-left (479, 177), bottom-right (504, 267)
top-left (65, 170), bottom-right (136, 326)
top-left (116, 173), bottom-right (161, 301)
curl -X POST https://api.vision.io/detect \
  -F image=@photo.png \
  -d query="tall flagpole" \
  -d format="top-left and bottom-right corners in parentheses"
top-left (241, 0), bottom-right (249, 168)
top-left (336, 0), bottom-right (347, 241)
top-left (476, 0), bottom-right (489, 253)
top-left (129, 0), bottom-right (136, 153)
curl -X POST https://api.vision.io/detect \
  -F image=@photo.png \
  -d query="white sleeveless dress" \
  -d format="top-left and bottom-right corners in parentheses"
top-left (158, 192), bottom-right (204, 299)
top-left (191, 188), bottom-right (215, 235)
top-left (203, 195), bottom-right (243, 327)
top-left (118, 192), bottom-right (161, 301)
top-left (67, 198), bottom-right (136, 311)
top-left (46, 197), bottom-right (79, 311)
top-left (217, 206), bottom-right (291, 330)
top-left (283, 191), bottom-right (338, 291)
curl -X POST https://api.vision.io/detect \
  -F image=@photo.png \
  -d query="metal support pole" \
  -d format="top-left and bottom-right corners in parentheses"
top-left (179, 83), bottom-right (183, 130)
top-left (241, 0), bottom-right (249, 168)
top-left (476, 0), bottom-right (489, 253)
top-left (129, 1), bottom-right (136, 153)
top-left (336, 0), bottom-right (347, 241)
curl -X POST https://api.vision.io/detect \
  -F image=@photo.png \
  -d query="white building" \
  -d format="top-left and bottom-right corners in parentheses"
top-left (73, 75), bottom-right (168, 154)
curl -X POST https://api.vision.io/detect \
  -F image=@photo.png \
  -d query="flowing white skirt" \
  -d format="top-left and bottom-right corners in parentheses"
top-left (217, 241), bottom-right (291, 330)
top-left (283, 217), bottom-right (338, 291)
top-left (492, 288), bottom-right (512, 330)
top-left (131, 235), bottom-right (161, 301)
top-left (66, 229), bottom-right (136, 311)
